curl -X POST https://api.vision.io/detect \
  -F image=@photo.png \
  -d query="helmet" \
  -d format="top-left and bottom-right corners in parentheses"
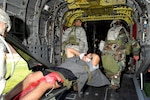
top-left (0, 8), bottom-right (11, 32)
top-left (110, 19), bottom-right (121, 27)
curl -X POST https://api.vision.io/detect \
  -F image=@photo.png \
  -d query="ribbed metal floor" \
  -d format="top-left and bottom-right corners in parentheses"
top-left (63, 74), bottom-right (138, 100)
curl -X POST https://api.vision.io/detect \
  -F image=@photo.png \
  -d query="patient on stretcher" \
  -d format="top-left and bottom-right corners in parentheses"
top-left (3, 48), bottom-right (110, 100)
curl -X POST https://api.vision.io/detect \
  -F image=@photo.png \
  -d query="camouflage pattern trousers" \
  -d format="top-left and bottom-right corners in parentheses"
top-left (101, 43), bottom-right (126, 88)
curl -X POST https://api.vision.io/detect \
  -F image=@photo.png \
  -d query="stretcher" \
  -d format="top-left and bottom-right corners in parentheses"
top-left (13, 70), bottom-right (77, 100)
top-left (41, 81), bottom-right (77, 100)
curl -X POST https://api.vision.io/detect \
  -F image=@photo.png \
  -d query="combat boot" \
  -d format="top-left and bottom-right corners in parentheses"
top-left (106, 87), bottom-right (119, 100)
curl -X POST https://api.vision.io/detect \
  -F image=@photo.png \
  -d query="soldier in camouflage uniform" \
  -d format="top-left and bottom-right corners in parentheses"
top-left (0, 8), bottom-right (11, 96)
top-left (62, 19), bottom-right (88, 62)
top-left (101, 20), bottom-right (140, 90)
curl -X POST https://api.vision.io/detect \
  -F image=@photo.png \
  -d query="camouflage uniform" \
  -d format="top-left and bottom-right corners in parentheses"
top-left (0, 8), bottom-right (11, 95)
top-left (101, 24), bottom-right (140, 88)
top-left (62, 26), bottom-right (88, 61)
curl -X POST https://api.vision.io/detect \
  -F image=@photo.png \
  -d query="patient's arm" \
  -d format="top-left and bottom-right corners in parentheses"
top-left (66, 48), bottom-right (80, 58)
top-left (91, 54), bottom-right (100, 66)
top-left (83, 53), bottom-right (100, 66)
top-left (66, 47), bottom-right (100, 66)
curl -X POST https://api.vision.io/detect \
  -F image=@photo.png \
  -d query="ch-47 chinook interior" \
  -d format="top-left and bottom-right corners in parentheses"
top-left (1, 0), bottom-right (150, 100)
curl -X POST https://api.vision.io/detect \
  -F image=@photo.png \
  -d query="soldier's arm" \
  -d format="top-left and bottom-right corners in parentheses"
top-left (66, 48), bottom-right (80, 58)
top-left (79, 27), bottom-right (88, 52)
top-left (128, 36), bottom-right (140, 61)
top-left (62, 28), bottom-right (71, 42)
top-left (130, 37), bottom-right (140, 55)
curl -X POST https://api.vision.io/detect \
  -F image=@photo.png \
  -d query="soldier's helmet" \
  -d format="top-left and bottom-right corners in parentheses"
top-left (110, 19), bottom-right (121, 27)
top-left (0, 8), bottom-right (11, 32)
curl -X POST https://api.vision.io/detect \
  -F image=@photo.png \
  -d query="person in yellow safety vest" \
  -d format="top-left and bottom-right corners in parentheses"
top-left (0, 8), bottom-right (11, 96)
top-left (62, 19), bottom-right (88, 62)
top-left (101, 19), bottom-right (140, 99)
